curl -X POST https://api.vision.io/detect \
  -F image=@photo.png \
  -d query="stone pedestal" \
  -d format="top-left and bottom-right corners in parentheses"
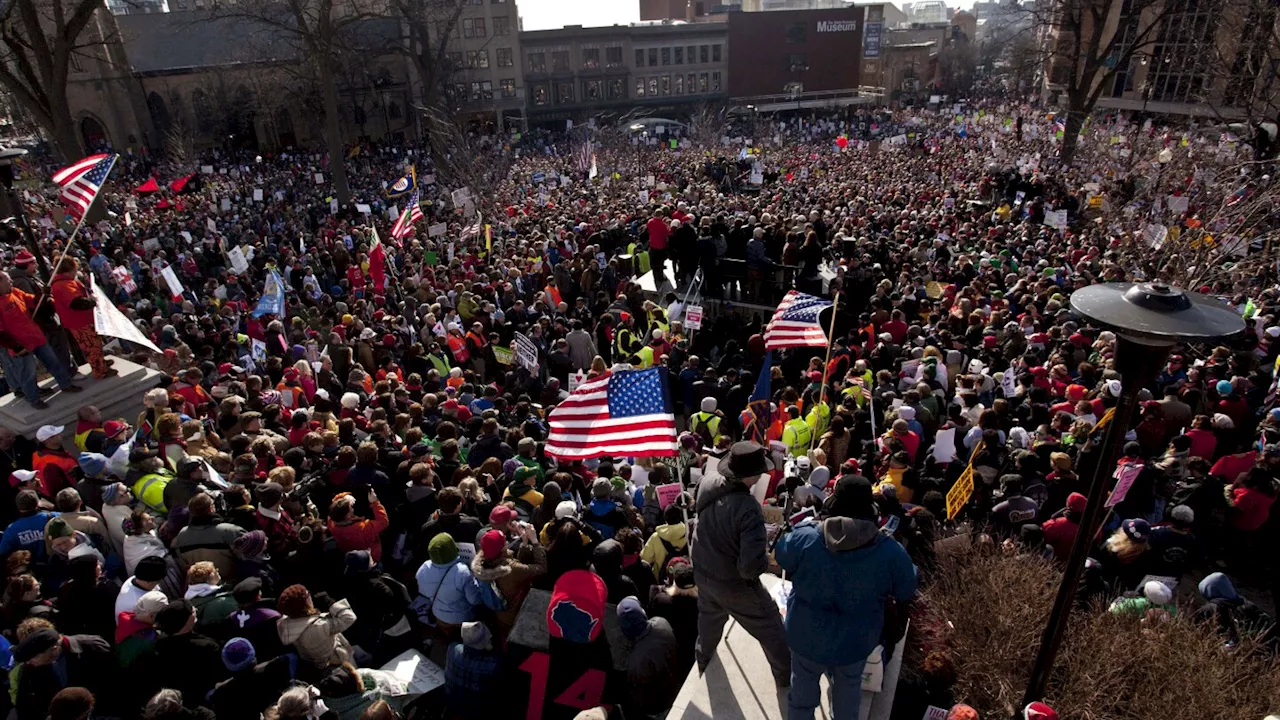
top-left (0, 356), bottom-right (165, 438)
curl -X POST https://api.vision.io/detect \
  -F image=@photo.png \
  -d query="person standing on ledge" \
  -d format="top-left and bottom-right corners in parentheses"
top-left (50, 257), bottom-right (115, 381)
top-left (690, 441), bottom-right (791, 687)
top-left (0, 270), bottom-right (81, 408)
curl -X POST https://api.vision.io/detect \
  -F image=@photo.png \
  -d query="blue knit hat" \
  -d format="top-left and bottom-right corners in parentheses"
top-left (616, 596), bottom-right (648, 640)
top-left (222, 637), bottom-right (256, 672)
top-left (78, 452), bottom-right (108, 478)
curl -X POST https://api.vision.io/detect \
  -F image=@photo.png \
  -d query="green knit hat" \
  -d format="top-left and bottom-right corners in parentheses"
top-left (428, 534), bottom-right (458, 564)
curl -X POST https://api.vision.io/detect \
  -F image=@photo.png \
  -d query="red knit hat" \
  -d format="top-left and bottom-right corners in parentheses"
top-left (12, 249), bottom-right (35, 266)
top-left (480, 530), bottom-right (506, 561)
top-left (1024, 702), bottom-right (1058, 720)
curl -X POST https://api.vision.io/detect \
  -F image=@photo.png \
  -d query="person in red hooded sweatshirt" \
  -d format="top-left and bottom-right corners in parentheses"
top-left (50, 257), bottom-right (115, 380)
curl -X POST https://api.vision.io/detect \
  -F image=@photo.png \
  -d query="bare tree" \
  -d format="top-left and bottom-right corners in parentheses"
top-left (1009, 0), bottom-right (1257, 165)
top-left (205, 0), bottom-right (392, 203)
top-left (937, 40), bottom-right (979, 96)
top-left (390, 0), bottom-right (465, 116)
top-left (0, 0), bottom-right (110, 160)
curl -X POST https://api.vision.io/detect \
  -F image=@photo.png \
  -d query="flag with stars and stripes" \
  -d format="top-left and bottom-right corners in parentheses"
top-left (389, 189), bottom-right (423, 240)
top-left (764, 290), bottom-right (833, 349)
top-left (52, 153), bottom-right (117, 220)
top-left (545, 367), bottom-right (677, 460)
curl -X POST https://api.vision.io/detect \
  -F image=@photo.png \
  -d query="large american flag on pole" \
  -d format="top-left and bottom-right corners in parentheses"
top-left (764, 290), bottom-right (833, 349)
top-left (389, 189), bottom-right (424, 240)
top-left (545, 367), bottom-right (677, 460)
top-left (52, 153), bottom-right (117, 220)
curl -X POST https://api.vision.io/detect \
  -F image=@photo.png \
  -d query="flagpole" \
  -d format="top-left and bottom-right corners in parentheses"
top-left (34, 154), bottom-right (118, 316)
top-left (809, 291), bottom-right (841, 456)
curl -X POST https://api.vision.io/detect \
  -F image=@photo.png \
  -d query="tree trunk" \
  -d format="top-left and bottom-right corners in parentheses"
top-left (48, 97), bottom-right (82, 163)
top-left (1058, 105), bottom-right (1087, 166)
top-left (318, 63), bottom-right (351, 205)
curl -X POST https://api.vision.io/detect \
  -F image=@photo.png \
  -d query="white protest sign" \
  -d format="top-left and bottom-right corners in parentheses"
top-left (314, 173), bottom-right (324, 184)
top-left (329, 198), bottom-right (339, 214)
top-left (355, 203), bottom-right (372, 214)
top-left (1001, 369), bottom-right (1017, 398)
top-left (124, 212), bottom-right (132, 227)
top-left (1167, 195), bottom-right (1189, 214)
top-left (379, 649), bottom-right (446, 696)
top-left (221, 198), bottom-right (231, 212)
top-left (206, 217), bottom-right (217, 234)
top-left (201, 165), bottom-right (214, 175)
top-left (684, 305), bottom-right (703, 329)
top-left (513, 332), bottom-right (538, 372)
top-left (569, 370), bottom-right (586, 393)
top-left (227, 246), bottom-right (250, 274)
top-left (750, 167), bottom-right (763, 185)
top-left (428, 222), bottom-right (447, 238)
top-left (451, 187), bottom-right (470, 207)
top-left (91, 276), bottom-right (161, 353)
top-left (253, 188), bottom-right (263, 202)
top-left (160, 265), bottom-right (184, 297)
top-left (1144, 223), bottom-right (1168, 249)
top-left (932, 427), bottom-right (957, 464)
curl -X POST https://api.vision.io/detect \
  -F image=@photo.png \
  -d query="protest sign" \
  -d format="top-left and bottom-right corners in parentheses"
top-left (656, 483), bottom-right (682, 509)
top-left (684, 305), bottom-right (703, 329)
top-left (514, 332), bottom-right (538, 372)
top-left (91, 276), bottom-right (159, 352)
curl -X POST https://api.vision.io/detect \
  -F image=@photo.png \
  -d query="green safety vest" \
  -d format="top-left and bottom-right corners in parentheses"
top-left (782, 418), bottom-right (812, 457)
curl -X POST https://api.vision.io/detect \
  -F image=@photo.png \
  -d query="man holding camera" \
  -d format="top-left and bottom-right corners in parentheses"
top-left (775, 475), bottom-right (917, 720)
top-left (690, 441), bottom-right (791, 685)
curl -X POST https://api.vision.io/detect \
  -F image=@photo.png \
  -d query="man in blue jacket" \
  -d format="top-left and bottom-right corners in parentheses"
top-left (775, 475), bottom-right (917, 720)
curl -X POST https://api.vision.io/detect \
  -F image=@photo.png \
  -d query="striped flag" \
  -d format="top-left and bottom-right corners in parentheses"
top-left (764, 290), bottom-right (833, 349)
top-left (52, 153), bottom-right (117, 220)
top-left (545, 367), bottom-right (677, 460)
top-left (389, 189), bottom-right (423, 240)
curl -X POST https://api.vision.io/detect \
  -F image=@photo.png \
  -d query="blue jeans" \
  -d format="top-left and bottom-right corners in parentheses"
top-left (788, 650), bottom-right (866, 720)
top-left (5, 343), bottom-right (73, 401)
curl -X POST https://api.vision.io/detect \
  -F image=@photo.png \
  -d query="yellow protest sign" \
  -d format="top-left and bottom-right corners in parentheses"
top-left (946, 442), bottom-right (984, 519)
top-left (1088, 195), bottom-right (1104, 208)
top-left (926, 281), bottom-right (946, 299)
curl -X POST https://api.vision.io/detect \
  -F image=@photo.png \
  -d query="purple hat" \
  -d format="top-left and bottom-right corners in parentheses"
top-left (233, 530), bottom-right (268, 559)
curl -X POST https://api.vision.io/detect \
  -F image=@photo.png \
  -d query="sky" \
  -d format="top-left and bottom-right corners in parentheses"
top-left (518, 0), bottom-right (978, 32)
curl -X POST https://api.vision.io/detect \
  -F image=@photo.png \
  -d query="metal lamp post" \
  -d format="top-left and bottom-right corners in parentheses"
top-left (1019, 282), bottom-right (1243, 710)
top-left (0, 146), bottom-right (51, 281)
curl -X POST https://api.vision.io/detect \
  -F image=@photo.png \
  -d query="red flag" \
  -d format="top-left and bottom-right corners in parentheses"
top-left (135, 177), bottom-right (159, 194)
top-left (369, 241), bottom-right (387, 293)
top-left (169, 173), bottom-right (196, 193)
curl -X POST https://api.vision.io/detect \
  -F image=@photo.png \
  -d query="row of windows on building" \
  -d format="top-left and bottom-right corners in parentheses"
top-left (443, 15), bottom-right (511, 39)
top-left (525, 42), bottom-right (724, 74)
top-left (446, 47), bottom-right (515, 70)
top-left (529, 71), bottom-right (721, 106)
top-left (447, 78), bottom-right (519, 103)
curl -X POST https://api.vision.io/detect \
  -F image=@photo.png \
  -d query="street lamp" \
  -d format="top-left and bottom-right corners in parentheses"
top-left (1020, 282), bottom-right (1243, 710)
top-left (0, 146), bottom-right (51, 281)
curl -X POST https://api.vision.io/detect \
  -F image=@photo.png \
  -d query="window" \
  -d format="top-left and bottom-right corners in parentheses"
top-left (700, 45), bottom-right (709, 63)
top-left (552, 50), bottom-right (570, 73)
top-left (713, 44), bottom-right (721, 62)
top-left (674, 46), bottom-right (683, 64)
top-left (462, 18), bottom-right (485, 37)
top-left (446, 51), bottom-right (464, 69)
top-left (648, 77), bottom-right (658, 95)
top-left (583, 79), bottom-right (602, 100)
top-left (497, 47), bottom-right (513, 67)
top-left (635, 48), bottom-right (645, 67)
top-left (660, 75), bottom-right (670, 94)
top-left (687, 45), bottom-right (696, 63)
top-left (1147, 0), bottom-right (1220, 104)
top-left (494, 16), bottom-right (509, 35)
top-left (786, 22), bottom-right (806, 43)
top-left (699, 72), bottom-right (708, 91)
top-left (687, 72), bottom-right (696, 92)
top-left (608, 77), bottom-right (625, 99)
top-left (635, 78), bottom-right (645, 96)
top-left (606, 47), bottom-right (623, 68)
top-left (492, 0), bottom-right (507, 3)
top-left (583, 48), bottom-right (600, 69)
top-left (661, 47), bottom-right (671, 65)
top-left (675, 74), bottom-right (684, 94)
top-left (448, 23), bottom-right (460, 40)
top-left (556, 81), bottom-right (574, 104)
top-left (464, 0), bottom-right (482, 5)
top-left (648, 48), bottom-right (657, 66)
top-left (469, 50), bottom-right (489, 68)
top-left (501, 78), bottom-right (516, 97)
top-left (532, 84), bottom-right (549, 105)
top-left (712, 71), bottom-right (721, 91)
top-left (787, 53), bottom-right (807, 69)
top-left (470, 80), bottom-right (493, 100)
top-left (449, 83), bottom-right (467, 103)
top-left (528, 52), bottom-right (546, 73)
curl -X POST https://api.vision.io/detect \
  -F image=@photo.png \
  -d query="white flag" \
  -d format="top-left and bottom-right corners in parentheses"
top-left (91, 276), bottom-right (161, 353)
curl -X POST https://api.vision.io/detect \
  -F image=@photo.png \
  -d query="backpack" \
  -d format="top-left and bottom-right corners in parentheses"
top-left (690, 412), bottom-right (716, 447)
top-left (656, 536), bottom-right (689, 583)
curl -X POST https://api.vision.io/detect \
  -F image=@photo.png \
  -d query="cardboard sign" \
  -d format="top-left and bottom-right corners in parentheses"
top-left (684, 305), bottom-right (703, 329)
top-left (253, 188), bottom-right (263, 202)
top-left (568, 370), bottom-right (586, 393)
top-left (656, 483), bottom-right (682, 509)
top-left (946, 464), bottom-right (975, 519)
top-left (514, 332), bottom-right (538, 372)
top-left (314, 173), bottom-right (325, 184)
top-left (355, 203), bottom-right (372, 214)
top-left (428, 222), bottom-right (448, 238)
top-left (227, 246), bottom-right (250, 274)
top-left (1107, 462), bottom-right (1142, 507)
top-left (160, 265), bottom-right (184, 297)
top-left (932, 427), bottom-right (956, 464)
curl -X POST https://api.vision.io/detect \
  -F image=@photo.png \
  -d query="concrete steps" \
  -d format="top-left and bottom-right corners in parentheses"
top-left (0, 356), bottom-right (166, 438)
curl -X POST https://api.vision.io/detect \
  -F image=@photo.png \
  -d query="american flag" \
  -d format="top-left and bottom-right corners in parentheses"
top-left (389, 189), bottom-right (424, 240)
top-left (545, 367), bottom-right (677, 460)
top-left (52, 153), bottom-right (117, 220)
top-left (764, 290), bottom-right (833, 349)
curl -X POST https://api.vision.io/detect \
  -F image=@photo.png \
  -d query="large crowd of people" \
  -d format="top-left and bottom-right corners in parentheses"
top-left (0, 93), bottom-right (1275, 720)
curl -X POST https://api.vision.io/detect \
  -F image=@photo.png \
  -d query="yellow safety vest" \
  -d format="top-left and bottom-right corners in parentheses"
top-left (782, 418), bottom-right (812, 457)
top-left (637, 345), bottom-right (655, 368)
top-left (691, 411), bottom-right (721, 441)
top-left (132, 471), bottom-right (172, 515)
top-left (74, 429), bottom-right (92, 453)
top-left (615, 328), bottom-right (636, 358)
top-left (806, 402), bottom-right (831, 438)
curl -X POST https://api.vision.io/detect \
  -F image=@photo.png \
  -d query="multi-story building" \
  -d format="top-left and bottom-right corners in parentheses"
top-left (519, 21), bottom-right (729, 124)
top-left (726, 6), bottom-right (866, 99)
top-left (434, 0), bottom-right (527, 130)
top-left (1038, 0), bottom-right (1280, 118)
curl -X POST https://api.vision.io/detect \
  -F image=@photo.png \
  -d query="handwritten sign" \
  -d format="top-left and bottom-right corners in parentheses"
top-left (380, 649), bottom-right (446, 696)
top-left (656, 483), bottom-right (683, 509)
top-left (1107, 462), bottom-right (1142, 507)
top-left (428, 222), bottom-right (447, 238)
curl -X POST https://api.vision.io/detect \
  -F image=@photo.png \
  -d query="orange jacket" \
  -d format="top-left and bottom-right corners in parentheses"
top-left (49, 273), bottom-right (94, 330)
top-left (327, 500), bottom-right (390, 562)
top-left (0, 288), bottom-right (46, 354)
top-left (33, 448), bottom-right (78, 497)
